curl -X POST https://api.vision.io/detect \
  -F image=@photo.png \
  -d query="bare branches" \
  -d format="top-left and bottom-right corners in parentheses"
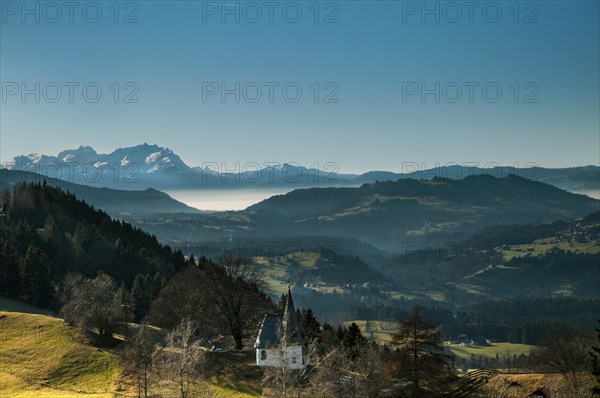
top-left (529, 325), bottom-right (592, 390)
top-left (153, 318), bottom-right (207, 398)
top-left (60, 272), bottom-right (124, 344)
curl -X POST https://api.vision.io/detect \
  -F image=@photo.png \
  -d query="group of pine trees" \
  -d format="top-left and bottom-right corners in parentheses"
top-left (0, 183), bottom-right (188, 311)
top-left (0, 241), bottom-right (52, 306)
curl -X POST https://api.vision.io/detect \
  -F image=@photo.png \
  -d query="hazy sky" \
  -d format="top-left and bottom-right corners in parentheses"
top-left (1, 1), bottom-right (599, 173)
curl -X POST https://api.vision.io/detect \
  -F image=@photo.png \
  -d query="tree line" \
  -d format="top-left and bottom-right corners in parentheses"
top-left (351, 297), bottom-right (600, 345)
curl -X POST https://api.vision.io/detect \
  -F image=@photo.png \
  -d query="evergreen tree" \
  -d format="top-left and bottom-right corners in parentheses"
top-left (18, 245), bottom-right (52, 306)
top-left (187, 254), bottom-right (196, 267)
top-left (0, 238), bottom-right (19, 297)
top-left (321, 323), bottom-right (338, 352)
top-left (343, 322), bottom-right (366, 359)
top-left (132, 273), bottom-right (167, 322)
top-left (153, 272), bottom-right (166, 295)
top-left (0, 187), bottom-right (10, 211)
top-left (278, 292), bottom-right (288, 314)
top-left (335, 324), bottom-right (346, 342)
top-left (300, 308), bottom-right (322, 346)
top-left (132, 274), bottom-right (151, 322)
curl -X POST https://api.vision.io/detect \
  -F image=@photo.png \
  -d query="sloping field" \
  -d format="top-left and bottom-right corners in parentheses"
top-left (0, 311), bottom-right (124, 397)
top-left (0, 301), bottom-right (262, 397)
top-left (450, 342), bottom-right (533, 359)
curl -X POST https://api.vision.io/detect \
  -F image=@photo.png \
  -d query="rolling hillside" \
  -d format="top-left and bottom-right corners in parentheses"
top-left (244, 175), bottom-right (599, 251)
top-left (378, 211), bottom-right (600, 301)
top-left (142, 175), bottom-right (599, 252)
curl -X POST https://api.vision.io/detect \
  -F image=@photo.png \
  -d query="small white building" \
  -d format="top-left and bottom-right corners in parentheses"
top-left (254, 287), bottom-right (307, 369)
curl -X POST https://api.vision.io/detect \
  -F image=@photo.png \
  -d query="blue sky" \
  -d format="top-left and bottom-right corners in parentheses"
top-left (1, 0), bottom-right (598, 173)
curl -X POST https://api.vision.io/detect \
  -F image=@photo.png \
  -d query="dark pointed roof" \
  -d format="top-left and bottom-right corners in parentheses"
top-left (281, 286), bottom-right (303, 346)
top-left (254, 314), bottom-right (281, 349)
top-left (254, 286), bottom-right (304, 349)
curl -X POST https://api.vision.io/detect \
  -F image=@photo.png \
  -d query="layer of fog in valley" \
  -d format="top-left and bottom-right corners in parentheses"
top-left (577, 189), bottom-right (600, 200)
top-left (164, 188), bottom-right (295, 211)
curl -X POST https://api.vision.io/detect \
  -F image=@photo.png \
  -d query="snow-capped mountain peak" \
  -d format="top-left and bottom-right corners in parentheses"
top-left (145, 151), bottom-right (163, 164)
top-left (6, 144), bottom-right (192, 178)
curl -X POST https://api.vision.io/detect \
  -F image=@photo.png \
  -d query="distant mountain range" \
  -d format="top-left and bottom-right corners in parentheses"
top-left (0, 169), bottom-right (200, 216)
top-left (127, 175), bottom-right (600, 252)
top-left (4, 144), bottom-right (599, 196)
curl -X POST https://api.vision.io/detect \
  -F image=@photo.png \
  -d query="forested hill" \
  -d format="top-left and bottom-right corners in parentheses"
top-left (0, 182), bottom-right (189, 308)
top-left (0, 169), bottom-right (200, 215)
top-left (466, 210), bottom-right (600, 248)
top-left (240, 174), bottom-right (600, 251)
top-left (249, 174), bottom-right (598, 215)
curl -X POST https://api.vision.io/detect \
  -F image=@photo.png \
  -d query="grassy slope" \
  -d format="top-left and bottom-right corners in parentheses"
top-left (0, 311), bottom-right (124, 397)
top-left (0, 299), bottom-right (262, 397)
top-left (449, 343), bottom-right (532, 360)
top-left (206, 351), bottom-right (263, 397)
top-left (256, 252), bottom-right (321, 296)
top-left (0, 296), bottom-right (57, 317)
top-left (500, 224), bottom-right (600, 261)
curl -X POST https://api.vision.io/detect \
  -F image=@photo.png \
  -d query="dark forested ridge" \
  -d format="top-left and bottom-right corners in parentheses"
top-left (0, 169), bottom-right (200, 215)
top-left (0, 182), bottom-right (188, 307)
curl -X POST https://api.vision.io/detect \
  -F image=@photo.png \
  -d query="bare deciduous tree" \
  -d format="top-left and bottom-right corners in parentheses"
top-left (60, 272), bottom-right (124, 344)
top-left (124, 324), bottom-right (155, 398)
top-left (307, 342), bottom-right (386, 398)
top-left (389, 306), bottom-right (452, 397)
top-left (203, 256), bottom-right (273, 350)
top-left (308, 347), bottom-right (353, 398)
top-left (153, 318), bottom-right (207, 398)
top-left (529, 325), bottom-right (592, 391)
top-left (149, 259), bottom-right (273, 351)
top-left (148, 266), bottom-right (219, 337)
top-left (356, 342), bottom-right (385, 398)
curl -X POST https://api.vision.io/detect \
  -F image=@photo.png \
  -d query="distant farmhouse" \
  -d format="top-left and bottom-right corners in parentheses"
top-left (254, 287), bottom-right (307, 369)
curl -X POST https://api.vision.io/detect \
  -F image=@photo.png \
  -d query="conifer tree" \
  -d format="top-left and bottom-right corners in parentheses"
top-left (0, 238), bottom-right (19, 297)
top-left (18, 245), bottom-right (52, 306)
top-left (300, 308), bottom-right (322, 346)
